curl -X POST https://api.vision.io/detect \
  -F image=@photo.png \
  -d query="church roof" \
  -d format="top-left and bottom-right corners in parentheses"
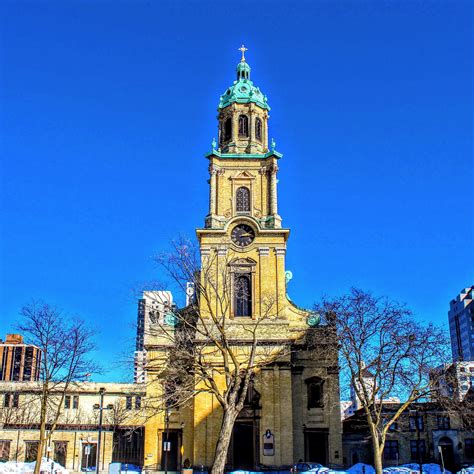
top-left (218, 48), bottom-right (270, 111)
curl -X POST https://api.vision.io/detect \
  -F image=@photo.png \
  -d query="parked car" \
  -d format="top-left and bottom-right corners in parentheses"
top-left (294, 462), bottom-right (324, 472)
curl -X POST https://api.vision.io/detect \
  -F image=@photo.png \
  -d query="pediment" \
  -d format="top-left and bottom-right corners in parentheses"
top-left (231, 171), bottom-right (255, 180)
top-left (229, 257), bottom-right (257, 266)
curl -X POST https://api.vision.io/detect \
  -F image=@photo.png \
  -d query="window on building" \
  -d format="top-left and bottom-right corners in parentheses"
top-left (135, 396), bottom-right (142, 410)
top-left (72, 395), bottom-right (79, 409)
top-left (384, 441), bottom-right (399, 461)
top-left (0, 440), bottom-right (11, 462)
top-left (236, 186), bottom-right (251, 212)
top-left (12, 347), bottom-right (22, 381)
top-left (409, 415), bottom-right (424, 431)
top-left (255, 118), bottom-right (262, 141)
top-left (223, 118), bottom-right (232, 142)
top-left (388, 421), bottom-right (398, 431)
top-left (437, 416), bottom-right (450, 430)
top-left (238, 115), bottom-right (249, 137)
top-left (306, 377), bottom-right (324, 409)
top-left (64, 395), bottom-right (71, 409)
top-left (126, 396), bottom-right (133, 410)
top-left (23, 347), bottom-right (34, 381)
top-left (24, 441), bottom-right (39, 462)
top-left (466, 439), bottom-right (474, 459)
top-left (54, 441), bottom-right (67, 467)
top-left (3, 393), bottom-right (18, 408)
top-left (234, 273), bottom-right (252, 317)
top-left (410, 440), bottom-right (426, 462)
top-left (3, 393), bottom-right (10, 408)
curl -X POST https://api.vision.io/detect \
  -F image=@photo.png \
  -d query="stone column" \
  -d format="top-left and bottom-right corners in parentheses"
top-left (269, 163), bottom-right (279, 216)
top-left (258, 247), bottom-right (270, 317)
top-left (209, 165), bottom-right (217, 215)
top-left (264, 113), bottom-right (269, 151)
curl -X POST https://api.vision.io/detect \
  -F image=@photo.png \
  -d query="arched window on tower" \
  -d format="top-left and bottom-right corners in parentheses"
top-left (236, 186), bottom-right (251, 213)
top-left (223, 118), bottom-right (232, 142)
top-left (255, 118), bottom-right (262, 141)
top-left (306, 376), bottom-right (324, 409)
top-left (234, 273), bottom-right (252, 317)
top-left (238, 115), bottom-right (249, 137)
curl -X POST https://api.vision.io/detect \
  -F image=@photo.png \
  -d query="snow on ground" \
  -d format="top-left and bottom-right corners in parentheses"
top-left (0, 458), bottom-right (68, 474)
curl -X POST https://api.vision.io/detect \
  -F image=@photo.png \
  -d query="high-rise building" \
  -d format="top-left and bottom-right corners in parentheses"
top-left (134, 291), bottom-right (174, 384)
top-left (0, 334), bottom-right (41, 382)
top-left (448, 286), bottom-right (474, 361)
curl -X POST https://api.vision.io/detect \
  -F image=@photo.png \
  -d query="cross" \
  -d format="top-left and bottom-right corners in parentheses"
top-left (238, 44), bottom-right (248, 62)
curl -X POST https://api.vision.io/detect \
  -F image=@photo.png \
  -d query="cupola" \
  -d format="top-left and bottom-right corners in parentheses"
top-left (217, 45), bottom-right (270, 154)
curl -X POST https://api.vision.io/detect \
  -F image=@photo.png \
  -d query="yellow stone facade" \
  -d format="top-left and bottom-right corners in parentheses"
top-left (142, 52), bottom-right (342, 472)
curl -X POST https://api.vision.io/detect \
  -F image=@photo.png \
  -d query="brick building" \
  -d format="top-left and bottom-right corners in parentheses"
top-left (0, 334), bottom-right (41, 382)
top-left (343, 402), bottom-right (474, 472)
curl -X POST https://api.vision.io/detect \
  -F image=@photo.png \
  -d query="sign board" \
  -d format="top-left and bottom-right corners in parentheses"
top-left (263, 430), bottom-right (274, 456)
top-left (163, 442), bottom-right (171, 452)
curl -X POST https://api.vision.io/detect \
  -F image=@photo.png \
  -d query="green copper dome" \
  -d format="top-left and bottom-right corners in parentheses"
top-left (218, 58), bottom-right (270, 111)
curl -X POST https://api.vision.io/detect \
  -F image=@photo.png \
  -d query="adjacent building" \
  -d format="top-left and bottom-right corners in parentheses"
top-left (448, 286), bottom-right (474, 361)
top-left (134, 291), bottom-right (174, 384)
top-left (432, 361), bottom-right (474, 402)
top-left (0, 381), bottom-right (145, 469)
top-left (343, 402), bottom-right (474, 472)
top-left (0, 334), bottom-right (41, 382)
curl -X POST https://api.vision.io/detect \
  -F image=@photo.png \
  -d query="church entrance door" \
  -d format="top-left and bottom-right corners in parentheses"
top-left (161, 430), bottom-right (182, 471)
top-left (304, 431), bottom-right (328, 465)
top-left (229, 420), bottom-right (256, 470)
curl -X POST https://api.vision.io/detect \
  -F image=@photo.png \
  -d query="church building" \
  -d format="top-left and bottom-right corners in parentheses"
top-left (141, 47), bottom-right (342, 472)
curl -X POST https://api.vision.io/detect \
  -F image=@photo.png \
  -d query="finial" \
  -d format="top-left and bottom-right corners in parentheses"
top-left (238, 44), bottom-right (248, 62)
top-left (211, 138), bottom-right (216, 150)
top-left (271, 138), bottom-right (276, 151)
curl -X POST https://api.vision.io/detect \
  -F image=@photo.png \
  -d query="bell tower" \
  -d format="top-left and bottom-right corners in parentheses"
top-left (197, 46), bottom-right (293, 321)
top-left (204, 46), bottom-right (282, 232)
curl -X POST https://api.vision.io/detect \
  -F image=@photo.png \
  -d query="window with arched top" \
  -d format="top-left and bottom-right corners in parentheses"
top-left (238, 115), bottom-right (249, 137)
top-left (234, 274), bottom-right (252, 317)
top-left (255, 118), bottom-right (262, 141)
top-left (223, 118), bottom-right (232, 142)
top-left (306, 376), bottom-right (324, 408)
top-left (236, 186), bottom-right (251, 212)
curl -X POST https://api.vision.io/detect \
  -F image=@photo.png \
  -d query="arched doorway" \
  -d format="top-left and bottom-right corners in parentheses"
top-left (438, 437), bottom-right (454, 472)
top-left (227, 384), bottom-right (261, 470)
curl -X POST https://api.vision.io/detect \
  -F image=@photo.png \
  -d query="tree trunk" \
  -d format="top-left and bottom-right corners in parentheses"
top-left (372, 438), bottom-right (384, 474)
top-left (210, 407), bottom-right (238, 474)
top-left (34, 392), bottom-right (48, 474)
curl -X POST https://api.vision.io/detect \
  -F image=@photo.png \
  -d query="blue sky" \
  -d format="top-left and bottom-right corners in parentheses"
top-left (0, 1), bottom-right (472, 381)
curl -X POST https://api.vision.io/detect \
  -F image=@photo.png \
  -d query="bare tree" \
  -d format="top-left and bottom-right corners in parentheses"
top-left (18, 302), bottom-right (98, 474)
top-left (142, 238), bottom-right (307, 474)
top-left (313, 288), bottom-right (450, 474)
top-left (431, 364), bottom-right (474, 431)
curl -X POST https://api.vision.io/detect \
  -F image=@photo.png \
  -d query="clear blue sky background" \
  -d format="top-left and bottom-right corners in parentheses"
top-left (0, 1), bottom-right (472, 382)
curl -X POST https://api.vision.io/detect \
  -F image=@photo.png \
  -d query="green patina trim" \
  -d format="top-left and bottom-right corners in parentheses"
top-left (218, 60), bottom-right (270, 111)
top-left (205, 149), bottom-right (283, 159)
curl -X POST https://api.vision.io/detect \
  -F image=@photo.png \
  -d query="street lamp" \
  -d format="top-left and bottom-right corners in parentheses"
top-left (94, 387), bottom-right (112, 474)
top-left (163, 407), bottom-right (170, 474)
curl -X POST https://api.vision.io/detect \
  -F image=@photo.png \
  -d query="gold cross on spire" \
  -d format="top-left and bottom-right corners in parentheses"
top-left (238, 44), bottom-right (248, 62)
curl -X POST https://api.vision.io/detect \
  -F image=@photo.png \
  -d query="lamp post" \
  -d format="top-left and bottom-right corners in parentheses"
top-left (164, 408), bottom-right (170, 474)
top-left (95, 387), bottom-right (106, 474)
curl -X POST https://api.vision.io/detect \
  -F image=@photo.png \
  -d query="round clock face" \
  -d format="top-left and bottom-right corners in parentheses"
top-left (231, 224), bottom-right (255, 248)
